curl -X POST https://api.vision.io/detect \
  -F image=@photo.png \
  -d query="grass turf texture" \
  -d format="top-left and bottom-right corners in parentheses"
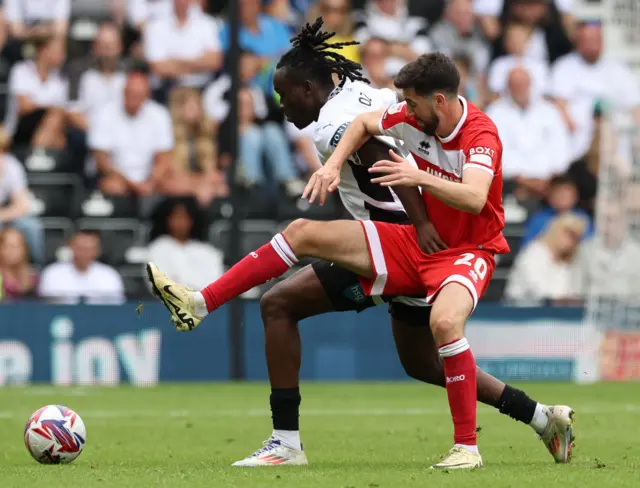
top-left (0, 382), bottom-right (637, 487)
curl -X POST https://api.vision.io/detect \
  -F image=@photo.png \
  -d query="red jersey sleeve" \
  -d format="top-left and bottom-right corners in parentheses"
top-left (378, 102), bottom-right (408, 140)
top-left (461, 129), bottom-right (503, 177)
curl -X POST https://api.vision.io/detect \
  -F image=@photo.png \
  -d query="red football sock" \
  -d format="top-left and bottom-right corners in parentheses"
top-left (200, 234), bottom-right (297, 312)
top-left (439, 337), bottom-right (478, 446)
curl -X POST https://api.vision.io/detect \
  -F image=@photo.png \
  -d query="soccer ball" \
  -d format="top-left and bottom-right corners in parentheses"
top-left (24, 405), bottom-right (87, 464)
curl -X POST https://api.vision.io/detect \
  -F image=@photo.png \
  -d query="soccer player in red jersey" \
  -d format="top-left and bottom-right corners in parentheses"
top-left (146, 53), bottom-right (574, 469)
top-left (306, 53), bottom-right (511, 468)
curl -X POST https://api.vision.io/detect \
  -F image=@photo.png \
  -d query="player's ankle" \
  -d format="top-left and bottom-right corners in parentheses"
top-left (455, 443), bottom-right (479, 454)
top-left (192, 291), bottom-right (208, 317)
top-left (530, 403), bottom-right (549, 435)
top-left (497, 385), bottom-right (539, 426)
top-left (272, 429), bottom-right (302, 451)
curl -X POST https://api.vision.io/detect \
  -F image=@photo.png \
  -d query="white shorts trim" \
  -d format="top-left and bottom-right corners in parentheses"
top-left (361, 220), bottom-right (388, 296)
top-left (426, 274), bottom-right (479, 311)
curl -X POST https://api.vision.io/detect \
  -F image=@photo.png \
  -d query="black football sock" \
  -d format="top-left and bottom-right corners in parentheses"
top-left (496, 384), bottom-right (538, 425)
top-left (270, 387), bottom-right (301, 431)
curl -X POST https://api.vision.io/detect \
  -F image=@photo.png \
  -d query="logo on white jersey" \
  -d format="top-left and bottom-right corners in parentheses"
top-left (331, 122), bottom-right (362, 165)
top-left (330, 122), bottom-right (350, 148)
top-left (469, 147), bottom-right (494, 167)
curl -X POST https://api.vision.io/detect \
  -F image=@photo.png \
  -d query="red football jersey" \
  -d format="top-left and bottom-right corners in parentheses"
top-left (378, 97), bottom-right (509, 254)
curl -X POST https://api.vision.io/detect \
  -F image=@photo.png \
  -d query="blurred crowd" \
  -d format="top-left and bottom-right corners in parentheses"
top-left (0, 0), bottom-right (638, 305)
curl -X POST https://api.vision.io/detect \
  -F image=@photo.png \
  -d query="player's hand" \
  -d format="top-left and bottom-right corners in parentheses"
top-left (369, 149), bottom-right (425, 188)
top-left (302, 162), bottom-right (341, 206)
top-left (415, 221), bottom-right (447, 254)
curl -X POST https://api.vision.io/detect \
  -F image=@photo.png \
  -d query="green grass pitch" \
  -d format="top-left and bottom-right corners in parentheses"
top-left (0, 382), bottom-right (638, 487)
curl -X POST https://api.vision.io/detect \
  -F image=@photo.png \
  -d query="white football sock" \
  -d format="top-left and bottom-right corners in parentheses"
top-left (192, 291), bottom-right (208, 317)
top-left (455, 444), bottom-right (479, 454)
top-left (530, 403), bottom-right (549, 435)
top-left (272, 430), bottom-right (302, 451)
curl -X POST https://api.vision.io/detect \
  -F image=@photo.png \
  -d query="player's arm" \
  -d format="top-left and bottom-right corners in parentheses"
top-left (304, 103), bottom-right (409, 205)
top-left (323, 110), bottom-right (384, 170)
top-left (303, 109), bottom-right (385, 205)
top-left (370, 131), bottom-right (499, 215)
top-left (370, 153), bottom-right (492, 214)
top-left (358, 139), bottom-right (446, 253)
top-left (417, 166), bottom-right (493, 215)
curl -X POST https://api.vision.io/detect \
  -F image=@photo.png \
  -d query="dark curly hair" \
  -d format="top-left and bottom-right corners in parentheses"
top-left (276, 17), bottom-right (369, 88)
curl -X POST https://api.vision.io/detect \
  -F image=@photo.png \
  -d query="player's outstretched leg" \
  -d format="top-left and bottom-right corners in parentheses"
top-left (232, 265), bottom-right (334, 466)
top-left (390, 311), bottom-right (575, 463)
top-left (146, 219), bottom-right (374, 331)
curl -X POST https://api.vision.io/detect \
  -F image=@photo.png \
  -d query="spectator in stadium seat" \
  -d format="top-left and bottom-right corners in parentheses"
top-left (566, 109), bottom-right (601, 216)
top-left (486, 67), bottom-right (571, 195)
top-left (522, 175), bottom-right (593, 246)
top-left (144, 0), bottom-right (222, 96)
top-left (0, 132), bottom-right (44, 264)
top-left (307, 0), bottom-right (359, 63)
top-left (0, 226), bottom-right (38, 301)
top-left (505, 212), bottom-right (586, 304)
top-left (5, 0), bottom-right (70, 41)
top-left (68, 24), bottom-right (127, 132)
top-left (265, 0), bottom-right (306, 27)
top-left (452, 54), bottom-right (480, 106)
top-left (123, 0), bottom-right (175, 30)
top-left (204, 52), bottom-right (305, 197)
top-left (166, 87), bottom-right (228, 205)
top-left (219, 0), bottom-right (291, 84)
top-left (430, 0), bottom-right (489, 89)
top-left (478, 0), bottom-right (573, 62)
top-left (486, 21), bottom-right (549, 101)
top-left (360, 38), bottom-right (393, 89)
top-left (6, 36), bottom-right (67, 151)
top-left (549, 21), bottom-right (640, 162)
top-left (38, 230), bottom-right (125, 304)
top-left (89, 73), bottom-right (174, 197)
top-left (147, 197), bottom-right (224, 290)
top-left (354, 0), bottom-right (430, 76)
top-left (573, 202), bottom-right (640, 300)
top-left (236, 88), bottom-right (305, 196)
top-left (285, 121), bottom-right (322, 177)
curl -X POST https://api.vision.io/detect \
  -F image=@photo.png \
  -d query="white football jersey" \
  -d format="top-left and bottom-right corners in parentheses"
top-left (313, 81), bottom-right (416, 222)
top-left (313, 81), bottom-right (427, 308)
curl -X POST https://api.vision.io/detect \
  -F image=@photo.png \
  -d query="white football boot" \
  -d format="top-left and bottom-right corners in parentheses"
top-left (431, 446), bottom-right (483, 470)
top-left (540, 405), bottom-right (575, 463)
top-left (232, 438), bottom-right (308, 467)
top-left (146, 263), bottom-right (203, 331)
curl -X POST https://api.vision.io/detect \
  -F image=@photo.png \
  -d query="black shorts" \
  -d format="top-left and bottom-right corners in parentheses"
top-left (312, 260), bottom-right (431, 326)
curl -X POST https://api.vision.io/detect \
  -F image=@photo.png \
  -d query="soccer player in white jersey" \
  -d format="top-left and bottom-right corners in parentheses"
top-left (147, 19), bottom-right (575, 468)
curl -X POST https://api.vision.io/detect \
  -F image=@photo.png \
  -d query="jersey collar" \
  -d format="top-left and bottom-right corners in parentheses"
top-left (437, 96), bottom-right (468, 144)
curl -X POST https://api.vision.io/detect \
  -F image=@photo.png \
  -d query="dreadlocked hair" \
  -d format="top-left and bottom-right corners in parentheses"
top-left (276, 17), bottom-right (369, 87)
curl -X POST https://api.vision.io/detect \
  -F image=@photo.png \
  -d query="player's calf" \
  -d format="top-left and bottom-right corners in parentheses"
top-left (429, 283), bottom-right (479, 468)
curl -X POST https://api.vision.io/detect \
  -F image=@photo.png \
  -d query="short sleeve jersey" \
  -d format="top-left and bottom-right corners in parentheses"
top-left (313, 81), bottom-right (416, 222)
top-left (379, 97), bottom-right (509, 254)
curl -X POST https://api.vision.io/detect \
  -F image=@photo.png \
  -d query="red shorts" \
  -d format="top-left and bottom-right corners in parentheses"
top-left (358, 221), bottom-right (496, 310)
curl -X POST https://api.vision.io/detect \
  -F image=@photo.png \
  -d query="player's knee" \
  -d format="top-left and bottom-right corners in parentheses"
top-left (282, 218), bottom-right (314, 255)
top-left (430, 313), bottom-right (464, 340)
top-left (260, 287), bottom-right (292, 324)
top-left (260, 283), bottom-right (307, 326)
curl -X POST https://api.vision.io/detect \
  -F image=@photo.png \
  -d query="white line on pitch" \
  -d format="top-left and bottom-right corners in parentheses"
top-left (1, 405), bottom-right (640, 420)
